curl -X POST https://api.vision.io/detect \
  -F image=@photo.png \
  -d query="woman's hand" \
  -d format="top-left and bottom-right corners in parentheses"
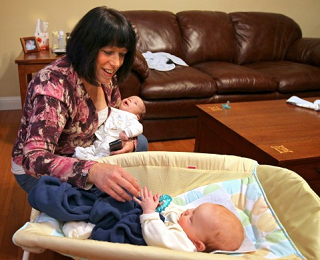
top-left (110, 139), bottom-right (135, 155)
top-left (134, 187), bottom-right (161, 214)
top-left (87, 163), bottom-right (140, 202)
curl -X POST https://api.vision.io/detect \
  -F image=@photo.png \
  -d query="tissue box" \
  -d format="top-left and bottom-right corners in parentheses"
top-left (34, 19), bottom-right (49, 51)
top-left (35, 32), bottom-right (49, 51)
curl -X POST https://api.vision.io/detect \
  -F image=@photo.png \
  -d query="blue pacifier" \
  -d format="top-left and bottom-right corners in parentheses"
top-left (155, 194), bottom-right (172, 213)
top-left (222, 101), bottom-right (231, 109)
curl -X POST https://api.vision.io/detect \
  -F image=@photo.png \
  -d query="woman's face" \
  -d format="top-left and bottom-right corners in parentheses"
top-left (95, 46), bottom-right (127, 85)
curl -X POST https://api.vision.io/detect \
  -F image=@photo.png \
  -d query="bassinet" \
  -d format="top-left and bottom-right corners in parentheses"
top-left (13, 152), bottom-right (320, 260)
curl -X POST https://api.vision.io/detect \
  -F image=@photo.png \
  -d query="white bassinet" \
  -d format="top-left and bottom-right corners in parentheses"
top-left (13, 152), bottom-right (320, 260)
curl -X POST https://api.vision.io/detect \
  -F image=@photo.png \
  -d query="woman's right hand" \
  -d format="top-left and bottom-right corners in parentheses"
top-left (87, 162), bottom-right (140, 202)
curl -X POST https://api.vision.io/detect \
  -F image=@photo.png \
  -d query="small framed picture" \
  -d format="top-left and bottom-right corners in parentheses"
top-left (20, 36), bottom-right (40, 53)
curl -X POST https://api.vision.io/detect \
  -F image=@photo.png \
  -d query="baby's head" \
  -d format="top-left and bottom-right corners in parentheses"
top-left (119, 95), bottom-right (146, 121)
top-left (178, 203), bottom-right (244, 252)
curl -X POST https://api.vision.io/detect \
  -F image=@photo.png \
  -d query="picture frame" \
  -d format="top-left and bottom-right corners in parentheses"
top-left (20, 36), bottom-right (40, 53)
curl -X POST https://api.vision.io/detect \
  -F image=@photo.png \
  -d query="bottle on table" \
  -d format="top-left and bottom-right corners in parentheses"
top-left (58, 30), bottom-right (65, 49)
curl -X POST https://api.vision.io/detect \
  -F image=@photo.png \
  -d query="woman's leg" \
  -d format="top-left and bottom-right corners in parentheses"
top-left (14, 174), bottom-right (39, 193)
top-left (136, 134), bottom-right (148, 152)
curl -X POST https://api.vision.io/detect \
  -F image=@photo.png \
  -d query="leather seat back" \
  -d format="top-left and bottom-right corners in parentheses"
top-left (122, 11), bottom-right (184, 59)
top-left (177, 11), bottom-right (238, 65)
top-left (230, 12), bottom-right (302, 64)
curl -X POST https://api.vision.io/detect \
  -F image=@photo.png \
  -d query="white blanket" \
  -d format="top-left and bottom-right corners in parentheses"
top-left (142, 51), bottom-right (188, 71)
top-left (286, 96), bottom-right (320, 111)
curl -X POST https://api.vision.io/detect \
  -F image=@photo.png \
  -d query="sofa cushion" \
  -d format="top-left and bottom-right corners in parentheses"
top-left (194, 62), bottom-right (278, 93)
top-left (144, 96), bottom-right (215, 119)
top-left (177, 11), bottom-right (237, 65)
top-left (214, 92), bottom-right (278, 104)
top-left (122, 11), bottom-right (184, 59)
top-left (230, 12), bottom-right (302, 64)
top-left (140, 66), bottom-right (217, 99)
top-left (245, 61), bottom-right (320, 93)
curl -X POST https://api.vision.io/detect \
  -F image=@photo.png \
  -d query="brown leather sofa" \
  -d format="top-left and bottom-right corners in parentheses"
top-left (119, 11), bottom-right (320, 141)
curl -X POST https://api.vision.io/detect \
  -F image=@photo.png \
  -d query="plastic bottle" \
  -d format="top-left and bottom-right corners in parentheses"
top-left (58, 30), bottom-right (65, 49)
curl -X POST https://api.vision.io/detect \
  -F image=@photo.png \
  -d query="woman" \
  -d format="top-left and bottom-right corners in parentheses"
top-left (11, 6), bottom-right (144, 202)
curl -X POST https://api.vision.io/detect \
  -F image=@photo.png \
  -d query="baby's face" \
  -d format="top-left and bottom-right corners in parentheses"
top-left (119, 96), bottom-right (145, 118)
top-left (178, 203), bottom-right (213, 243)
top-left (178, 203), bottom-right (244, 251)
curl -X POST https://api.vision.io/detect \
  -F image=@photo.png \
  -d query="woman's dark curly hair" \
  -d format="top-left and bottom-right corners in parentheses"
top-left (67, 6), bottom-right (136, 85)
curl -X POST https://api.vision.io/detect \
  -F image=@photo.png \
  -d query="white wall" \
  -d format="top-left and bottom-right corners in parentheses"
top-left (0, 0), bottom-right (319, 109)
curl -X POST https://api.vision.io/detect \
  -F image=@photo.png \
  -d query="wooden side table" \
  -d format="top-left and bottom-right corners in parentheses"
top-left (15, 50), bottom-right (59, 106)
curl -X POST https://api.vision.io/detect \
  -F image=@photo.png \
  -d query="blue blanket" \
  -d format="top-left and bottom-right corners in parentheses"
top-left (28, 176), bottom-right (152, 245)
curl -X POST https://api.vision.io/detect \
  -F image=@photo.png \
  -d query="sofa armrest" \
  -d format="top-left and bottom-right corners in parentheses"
top-left (132, 50), bottom-right (149, 80)
top-left (286, 38), bottom-right (320, 66)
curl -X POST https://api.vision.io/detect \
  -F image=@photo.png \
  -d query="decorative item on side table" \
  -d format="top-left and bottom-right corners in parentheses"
top-left (20, 36), bottom-right (40, 53)
top-left (51, 29), bottom-right (66, 55)
top-left (34, 18), bottom-right (49, 51)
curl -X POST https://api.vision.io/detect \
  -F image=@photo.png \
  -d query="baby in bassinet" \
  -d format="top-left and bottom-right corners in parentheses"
top-left (63, 187), bottom-right (244, 253)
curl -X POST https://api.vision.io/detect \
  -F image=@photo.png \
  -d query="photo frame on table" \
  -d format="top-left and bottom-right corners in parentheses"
top-left (20, 36), bottom-right (40, 53)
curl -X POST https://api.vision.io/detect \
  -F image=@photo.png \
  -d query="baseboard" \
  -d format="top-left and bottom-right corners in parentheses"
top-left (0, 96), bottom-right (22, 110)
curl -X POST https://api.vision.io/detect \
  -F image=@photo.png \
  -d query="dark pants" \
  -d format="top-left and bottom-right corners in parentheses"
top-left (14, 174), bottom-right (39, 193)
top-left (137, 134), bottom-right (148, 152)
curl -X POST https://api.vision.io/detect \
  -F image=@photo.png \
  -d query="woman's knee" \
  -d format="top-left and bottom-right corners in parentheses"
top-left (14, 174), bottom-right (39, 193)
top-left (137, 134), bottom-right (148, 152)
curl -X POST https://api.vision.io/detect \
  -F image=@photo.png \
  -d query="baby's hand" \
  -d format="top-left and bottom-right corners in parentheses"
top-left (134, 187), bottom-right (160, 214)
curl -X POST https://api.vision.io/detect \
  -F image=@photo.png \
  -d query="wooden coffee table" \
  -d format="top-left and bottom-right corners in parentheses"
top-left (195, 98), bottom-right (320, 195)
